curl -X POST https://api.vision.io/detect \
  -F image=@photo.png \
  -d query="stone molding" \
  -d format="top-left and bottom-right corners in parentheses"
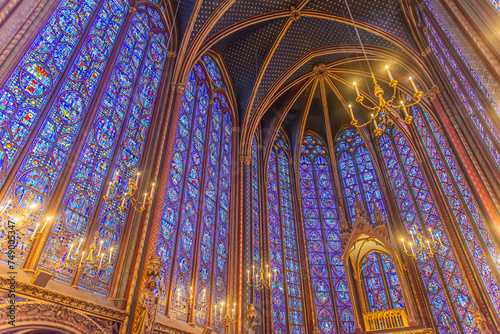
top-left (0, 275), bottom-right (126, 322)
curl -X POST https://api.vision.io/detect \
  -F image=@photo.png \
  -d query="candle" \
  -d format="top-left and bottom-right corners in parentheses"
top-left (98, 254), bottom-right (103, 269)
top-left (353, 81), bottom-right (360, 97)
top-left (252, 265), bottom-right (255, 279)
top-left (401, 239), bottom-right (407, 252)
top-left (135, 172), bottom-right (140, 184)
top-left (214, 305), bottom-right (217, 319)
top-left (409, 242), bottom-right (414, 255)
top-left (372, 114), bottom-right (379, 130)
top-left (143, 192), bottom-right (148, 204)
top-left (247, 270), bottom-right (250, 283)
top-left (76, 238), bottom-right (83, 254)
top-left (114, 171), bottom-right (119, 184)
top-left (121, 196), bottom-right (127, 208)
top-left (108, 248), bottom-right (113, 263)
top-left (385, 65), bottom-right (394, 82)
top-left (67, 243), bottom-right (74, 259)
top-left (429, 228), bottom-right (435, 241)
top-left (400, 101), bottom-right (409, 118)
top-left (438, 235), bottom-right (443, 247)
top-left (32, 223), bottom-right (40, 238)
top-left (98, 240), bottom-right (103, 257)
top-left (348, 104), bottom-right (355, 121)
top-left (105, 182), bottom-right (112, 196)
top-left (40, 217), bottom-right (50, 233)
top-left (150, 183), bottom-right (155, 198)
top-left (409, 76), bottom-right (418, 93)
top-left (80, 251), bottom-right (86, 265)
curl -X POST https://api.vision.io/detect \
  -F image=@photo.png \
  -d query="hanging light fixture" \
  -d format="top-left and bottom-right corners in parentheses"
top-left (343, 0), bottom-right (427, 136)
top-left (401, 225), bottom-right (445, 261)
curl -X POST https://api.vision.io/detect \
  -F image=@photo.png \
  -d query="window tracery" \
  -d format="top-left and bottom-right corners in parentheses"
top-left (413, 107), bottom-right (500, 316)
top-left (155, 56), bottom-right (232, 330)
top-left (267, 132), bottom-right (305, 334)
top-left (0, 0), bottom-right (168, 297)
top-left (299, 134), bottom-right (354, 334)
top-left (423, 14), bottom-right (500, 169)
top-left (379, 127), bottom-right (479, 333)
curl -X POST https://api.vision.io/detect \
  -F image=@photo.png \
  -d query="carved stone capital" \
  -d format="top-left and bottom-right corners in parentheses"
top-left (129, 6), bottom-right (137, 14)
top-left (172, 83), bottom-right (185, 93)
top-left (240, 155), bottom-right (252, 165)
top-left (290, 6), bottom-right (301, 21)
top-left (425, 85), bottom-right (440, 101)
top-left (233, 126), bottom-right (240, 133)
top-left (166, 51), bottom-right (177, 58)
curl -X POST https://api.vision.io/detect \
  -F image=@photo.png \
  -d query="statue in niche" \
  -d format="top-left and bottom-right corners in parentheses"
top-left (355, 196), bottom-right (367, 220)
top-left (247, 319), bottom-right (259, 334)
top-left (133, 280), bottom-right (158, 334)
top-left (133, 256), bottom-right (161, 334)
top-left (373, 203), bottom-right (385, 226)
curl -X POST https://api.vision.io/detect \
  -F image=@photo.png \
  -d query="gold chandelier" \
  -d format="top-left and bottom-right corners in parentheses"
top-left (401, 226), bottom-right (445, 261)
top-left (341, 0), bottom-right (426, 136)
top-left (348, 68), bottom-right (424, 136)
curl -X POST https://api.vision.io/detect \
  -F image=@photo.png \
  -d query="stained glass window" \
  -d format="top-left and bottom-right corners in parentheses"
top-left (335, 130), bottom-right (403, 315)
top-left (379, 127), bottom-right (478, 333)
top-left (0, 0), bottom-right (130, 266)
top-left (360, 252), bottom-right (405, 312)
top-left (0, 0), bottom-right (100, 187)
top-left (299, 134), bottom-right (354, 334)
top-left (155, 56), bottom-right (232, 331)
top-left (251, 135), bottom-right (262, 311)
top-left (424, 1), bottom-right (500, 108)
top-left (413, 107), bottom-right (500, 316)
top-left (335, 129), bottom-right (386, 225)
top-left (268, 132), bottom-right (305, 334)
top-left (422, 13), bottom-right (500, 169)
top-left (0, 1), bottom-right (168, 298)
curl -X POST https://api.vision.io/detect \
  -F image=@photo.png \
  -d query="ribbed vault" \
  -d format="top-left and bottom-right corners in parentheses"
top-left (169, 0), bottom-right (429, 156)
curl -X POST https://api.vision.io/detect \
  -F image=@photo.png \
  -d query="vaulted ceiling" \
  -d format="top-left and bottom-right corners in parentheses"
top-left (170, 0), bottom-right (431, 155)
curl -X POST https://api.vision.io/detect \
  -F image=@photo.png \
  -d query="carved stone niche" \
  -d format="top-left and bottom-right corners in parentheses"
top-left (0, 299), bottom-right (120, 334)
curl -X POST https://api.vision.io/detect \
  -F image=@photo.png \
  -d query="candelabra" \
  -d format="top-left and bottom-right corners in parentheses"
top-left (103, 171), bottom-right (155, 212)
top-left (246, 264), bottom-right (276, 290)
top-left (348, 68), bottom-right (426, 136)
top-left (61, 238), bottom-right (114, 274)
top-left (401, 226), bottom-right (445, 261)
top-left (171, 285), bottom-right (202, 319)
top-left (214, 300), bottom-right (238, 325)
top-left (0, 193), bottom-right (49, 254)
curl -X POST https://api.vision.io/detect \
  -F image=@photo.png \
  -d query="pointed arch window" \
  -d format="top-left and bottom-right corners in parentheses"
top-left (422, 14), bottom-right (500, 169)
top-left (267, 131), bottom-right (305, 334)
top-left (379, 127), bottom-right (479, 333)
top-left (251, 135), bottom-right (262, 311)
top-left (360, 252), bottom-right (404, 312)
top-left (0, 0), bottom-right (169, 296)
top-left (335, 129), bottom-right (386, 224)
top-left (299, 134), bottom-right (354, 334)
top-left (335, 129), bottom-right (403, 314)
top-left (155, 55), bottom-right (232, 330)
top-left (413, 107), bottom-right (500, 315)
